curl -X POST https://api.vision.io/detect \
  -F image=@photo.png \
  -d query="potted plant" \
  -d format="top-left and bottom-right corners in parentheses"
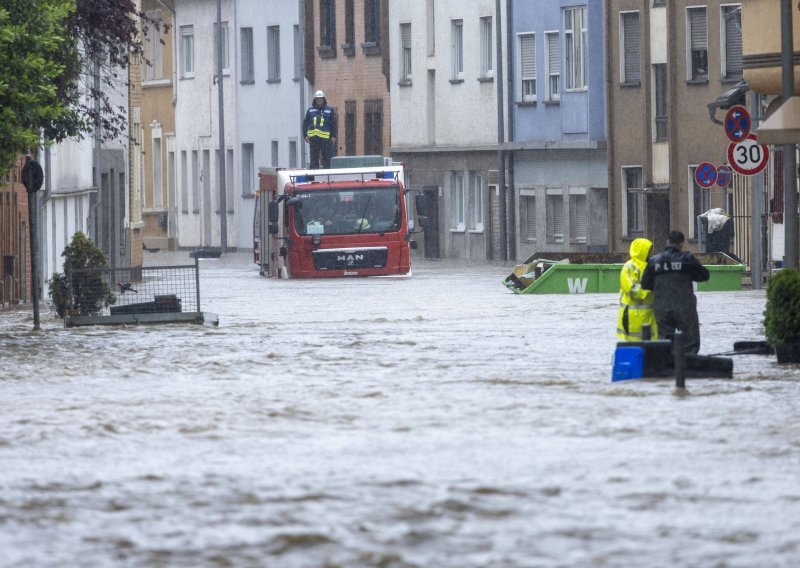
top-left (764, 268), bottom-right (800, 363)
top-left (48, 232), bottom-right (116, 317)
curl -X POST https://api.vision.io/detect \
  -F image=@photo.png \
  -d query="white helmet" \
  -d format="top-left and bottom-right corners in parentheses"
top-left (313, 90), bottom-right (326, 100)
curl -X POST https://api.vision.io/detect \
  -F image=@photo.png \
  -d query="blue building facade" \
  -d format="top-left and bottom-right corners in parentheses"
top-left (508, 0), bottom-right (608, 258)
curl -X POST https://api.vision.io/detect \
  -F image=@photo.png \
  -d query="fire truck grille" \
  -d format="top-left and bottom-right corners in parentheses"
top-left (312, 247), bottom-right (389, 271)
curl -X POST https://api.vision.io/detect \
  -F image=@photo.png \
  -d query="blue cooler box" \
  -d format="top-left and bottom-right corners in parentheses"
top-left (611, 346), bottom-right (644, 381)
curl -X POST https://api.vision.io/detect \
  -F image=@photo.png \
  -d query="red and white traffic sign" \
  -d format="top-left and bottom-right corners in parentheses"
top-left (727, 134), bottom-right (769, 176)
top-left (724, 105), bottom-right (751, 143)
top-left (716, 164), bottom-right (733, 189)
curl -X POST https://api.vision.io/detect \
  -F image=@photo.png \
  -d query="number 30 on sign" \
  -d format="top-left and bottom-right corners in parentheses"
top-left (727, 134), bottom-right (769, 176)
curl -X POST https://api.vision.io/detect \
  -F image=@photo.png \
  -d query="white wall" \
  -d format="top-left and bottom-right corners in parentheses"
top-left (174, 0), bottom-right (237, 249)
top-left (390, 0), bottom-right (498, 148)
top-left (235, 0), bottom-right (306, 250)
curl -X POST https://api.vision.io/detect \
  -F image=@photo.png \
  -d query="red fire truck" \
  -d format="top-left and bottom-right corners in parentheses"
top-left (253, 157), bottom-right (427, 278)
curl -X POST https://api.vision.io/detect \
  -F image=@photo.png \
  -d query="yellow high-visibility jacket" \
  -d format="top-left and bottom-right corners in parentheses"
top-left (617, 238), bottom-right (658, 341)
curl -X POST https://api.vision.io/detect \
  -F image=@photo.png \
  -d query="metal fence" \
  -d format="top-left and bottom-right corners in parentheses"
top-left (64, 258), bottom-right (200, 318)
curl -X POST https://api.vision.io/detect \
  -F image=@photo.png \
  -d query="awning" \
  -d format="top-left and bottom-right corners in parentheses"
top-left (757, 96), bottom-right (800, 145)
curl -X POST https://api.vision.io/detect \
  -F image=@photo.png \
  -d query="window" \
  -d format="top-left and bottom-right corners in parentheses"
top-left (654, 63), bottom-right (668, 140)
top-left (191, 150), bottom-right (199, 212)
top-left (545, 32), bottom-right (560, 101)
top-left (546, 191), bottom-right (565, 244)
top-left (271, 140), bottom-right (279, 167)
top-left (289, 139), bottom-right (297, 168)
top-left (320, 0), bottom-right (336, 52)
top-left (687, 7), bottom-right (708, 81)
top-left (480, 16), bottom-right (493, 78)
top-left (180, 25), bottom-right (194, 78)
top-left (620, 11), bottom-right (640, 85)
top-left (241, 143), bottom-right (254, 196)
top-left (267, 25), bottom-right (281, 82)
top-left (521, 190), bottom-right (537, 241)
top-left (364, 0), bottom-right (380, 47)
top-left (241, 27), bottom-right (254, 83)
top-left (345, 0), bottom-right (355, 49)
top-left (293, 25), bottom-right (302, 80)
top-left (145, 10), bottom-right (163, 81)
top-left (451, 173), bottom-right (465, 230)
top-left (469, 173), bottom-right (484, 231)
top-left (180, 150), bottom-right (188, 213)
top-left (569, 191), bottom-right (587, 243)
top-left (518, 33), bottom-right (536, 101)
top-left (213, 21), bottom-right (230, 74)
top-left (451, 19), bottom-right (463, 80)
top-left (564, 6), bottom-right (587, 90)
top-left (400, 23), bottom-right (412, 83)
top-left (721, 5), bottom-right (743, 80)
top-left (152, 136), bottom-right (163, 208)
top-left (364, 99), bottom-right (383, 155)
top-left (345, 100), bottom-right (357, 156)
top-left (226, 149), bottom-right (234, 213)
top-left (624, 167), bottom-right (644, 236)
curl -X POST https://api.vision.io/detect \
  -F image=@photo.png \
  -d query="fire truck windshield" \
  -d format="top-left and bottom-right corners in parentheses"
top-left (292, 186), bottom-right (401, 236)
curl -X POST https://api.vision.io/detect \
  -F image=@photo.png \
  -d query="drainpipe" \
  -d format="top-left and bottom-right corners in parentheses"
top-left (604, 0), bottom-right (615, 251)
top-left (299, 0), bottom-right (307, 168)
top-left (505, 0), bottom-right (516, 261)
top-left (216, 0), bottom-right (228, 253)
top-left (781, 0), bottom-right (798, 271)
top-left (495, 0), bottom-right (507, 261)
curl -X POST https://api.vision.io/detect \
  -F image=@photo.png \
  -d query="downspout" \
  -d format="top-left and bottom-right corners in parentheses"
top-left (495, 0), bottom-right (507, 261)
top-left (505, 0), bottom-right (516, 260)
top-left (604, 0), bottom-right (615, 251)
top-left (154, 0), bottom-right (178, 106)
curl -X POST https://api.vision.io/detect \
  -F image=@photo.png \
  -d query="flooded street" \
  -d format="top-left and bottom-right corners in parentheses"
top-left (1, 252), bottom-right (799, 567)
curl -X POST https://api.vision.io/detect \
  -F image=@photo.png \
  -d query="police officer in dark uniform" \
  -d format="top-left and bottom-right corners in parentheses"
top-left (302, 90), bottom-right (337, 169)
top-left (641, 230), bottom-right (710, 354)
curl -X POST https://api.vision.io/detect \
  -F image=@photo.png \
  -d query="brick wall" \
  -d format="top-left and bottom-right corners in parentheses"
top-left (1, 156), bottom-right (32, 306)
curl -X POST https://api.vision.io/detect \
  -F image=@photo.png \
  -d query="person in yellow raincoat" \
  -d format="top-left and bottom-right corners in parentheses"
top-left (617, 238), bottom-right (658, 341)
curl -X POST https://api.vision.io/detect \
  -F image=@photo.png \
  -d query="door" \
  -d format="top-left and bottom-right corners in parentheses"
top-left (423, 187), bottom-right (440, 259)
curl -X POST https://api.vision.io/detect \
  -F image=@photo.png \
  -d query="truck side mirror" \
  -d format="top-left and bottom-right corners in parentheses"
top-left (414, 194), bottom-right (428, 217)
top-left (268, 202), bottom-right (280, 235)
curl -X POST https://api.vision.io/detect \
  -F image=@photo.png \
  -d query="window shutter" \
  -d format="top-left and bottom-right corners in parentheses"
top-left (525, 197), bottom-right (537, 239)
top-left (623, 13), bottom-right (640, 83)
top-left (520, 34), bottom-right (536, 79)
top-left (548, 34), bottom-right (559, 73)
top-left (724, 7), bottom-right (743, 76)
top-left (401, 23), bottom-right (411, 48)
top-left (689, 8), bottom-right (707, 49)
top-left (571, 194), bottom-right (587, 242)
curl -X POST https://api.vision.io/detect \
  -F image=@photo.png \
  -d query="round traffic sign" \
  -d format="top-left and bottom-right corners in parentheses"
top-left (716, 164), bottom-right (733, 189)
top-left (727, 134), bottom-right (769, 176)
top-left (694, 162), bottom-right (718, 188)
top-left (724, 105), bottom-right (751, 143)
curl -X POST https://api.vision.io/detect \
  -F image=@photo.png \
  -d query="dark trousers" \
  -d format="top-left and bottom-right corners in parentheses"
top-left (308, 138), bottom-right (333, 169)
top-left (655, 307), bottom-right (701, 354)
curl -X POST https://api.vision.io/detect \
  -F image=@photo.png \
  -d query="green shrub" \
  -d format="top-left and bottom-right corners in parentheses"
top-left (764, 269), bottom-right (800, 345)
top-left (48, 232), bottom-right (116, 317)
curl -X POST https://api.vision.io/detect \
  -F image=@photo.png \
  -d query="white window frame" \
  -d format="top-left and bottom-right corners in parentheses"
top-left (267, 25), bottom-right (281, 82)
top-left (451, 19), bottom-right (464, 80)
top-left (152, 131), bottom-right (163, 209)
top-left (619, 11), bottom-right (641, 85)
top-left (213, 21), bottom-right (230, 75)
top-left (622, 166), bottom-right (644, 237)
top-left (469, 173), bottom-right (484, 232)
top-left (240, 27), bottom-right (254, 83)
top-left (518, 32), bottom-right (536, 102)
top-left (180, 25), bottom-right (195, 79)
top-left (720, 4), bottom-right (743, 80)
top-left (480, 16), bottom-right (493, 78)
top-left (544, 31), bottom-right (560, 101)
top-left (400, 23), bottom-right (412, 82)
top-left (564, 6), bottom-right (587, 91)
top-left (686, 6), bottom-right (708, 81)
top-left (451, 172), bottom-right (466, 231)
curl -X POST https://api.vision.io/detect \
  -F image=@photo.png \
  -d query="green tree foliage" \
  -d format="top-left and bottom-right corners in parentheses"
top-left (764, 268), bottom-right (800, 345)
top-left (0, 1), bottom-right (82, 170)
top-left (0, 0), bottom-right (161, 171)
top-left (48, 231), bottom-right (115, 317)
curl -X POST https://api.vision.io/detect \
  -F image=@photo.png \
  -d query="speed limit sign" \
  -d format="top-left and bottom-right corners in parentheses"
top-left (727, 134), bottom-right (769, 176)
